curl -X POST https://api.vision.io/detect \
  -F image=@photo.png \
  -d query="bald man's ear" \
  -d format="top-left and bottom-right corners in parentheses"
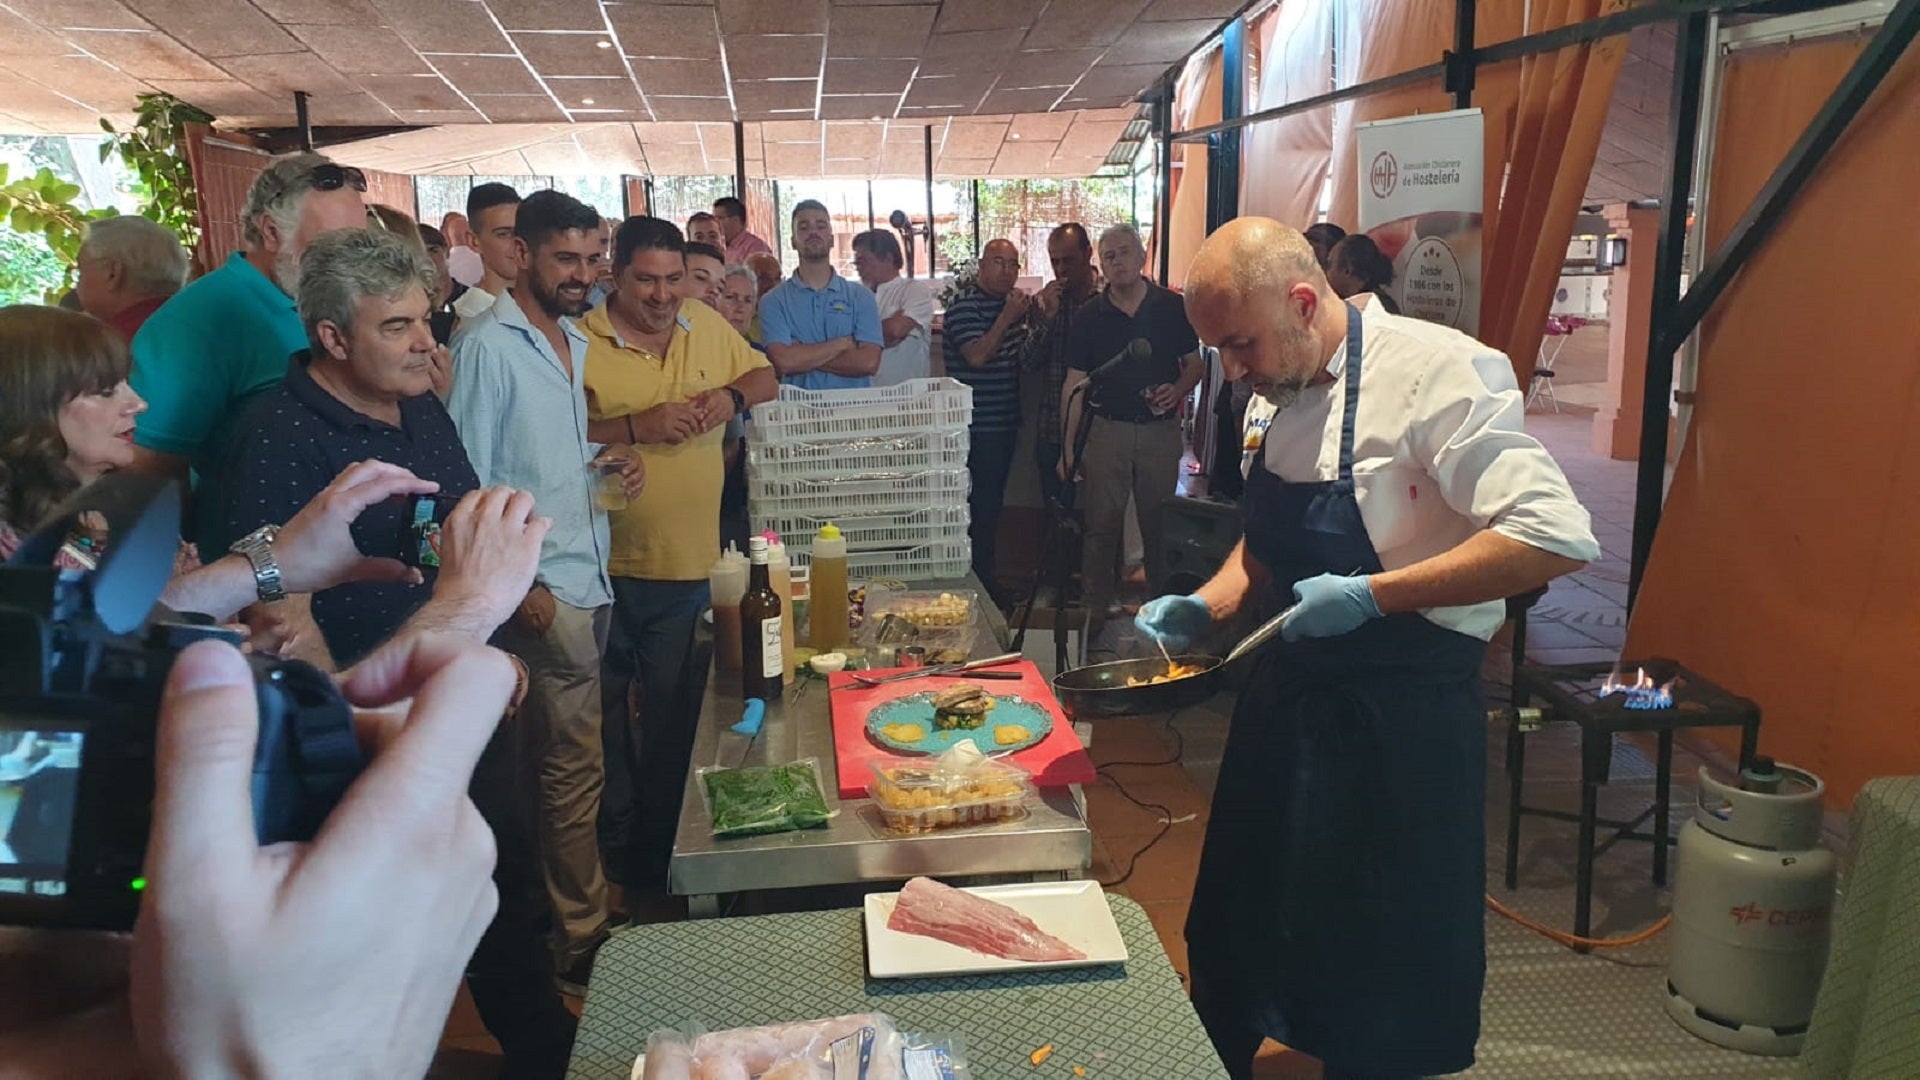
top-left (1288, 282), bottom-right (1320, 324)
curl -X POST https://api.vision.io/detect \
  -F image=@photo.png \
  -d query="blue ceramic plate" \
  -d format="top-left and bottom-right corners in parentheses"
top-left (865, 691), bottom-right (1053, 755)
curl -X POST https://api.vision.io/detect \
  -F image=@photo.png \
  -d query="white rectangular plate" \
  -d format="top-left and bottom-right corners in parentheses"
top-left (863, 880), bottom-right (1128, 978)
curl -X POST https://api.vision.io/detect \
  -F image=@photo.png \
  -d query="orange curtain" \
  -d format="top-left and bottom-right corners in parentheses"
top-left (1624, 38), bottom-right (1920, 806)
top-left (1479, 0), bottom-right (1632, 384)
top-left (1162, 46), bottom-right (1223, 287)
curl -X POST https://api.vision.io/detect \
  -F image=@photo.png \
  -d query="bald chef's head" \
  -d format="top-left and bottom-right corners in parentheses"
top-left (1185, 216), bottom-right (1346, 411)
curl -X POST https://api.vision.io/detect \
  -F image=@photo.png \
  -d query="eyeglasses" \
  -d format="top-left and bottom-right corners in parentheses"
top-left (982, 257), bottom-right (1020, 270)
top-left (310, 163), bottom-right (368, 193)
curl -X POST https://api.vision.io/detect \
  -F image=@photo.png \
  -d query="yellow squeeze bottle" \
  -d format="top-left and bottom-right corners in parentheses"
top-left (809, 523), bottom-right (850, 649)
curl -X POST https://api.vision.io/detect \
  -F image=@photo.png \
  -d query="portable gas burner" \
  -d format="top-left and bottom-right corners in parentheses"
top-left (1502, 658), bottom-right (1761, 943)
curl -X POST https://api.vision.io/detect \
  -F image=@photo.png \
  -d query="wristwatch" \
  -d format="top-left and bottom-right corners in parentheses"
top-left (229, 524), bottom-right (287, 604)
top-left (725, 385), bottom-right (747, 417)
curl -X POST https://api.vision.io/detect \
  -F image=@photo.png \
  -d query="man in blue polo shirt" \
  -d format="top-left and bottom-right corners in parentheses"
top-left (129, 151), bottom-right (371, 551)
top-left (758, 199), bottom-right (882, 390)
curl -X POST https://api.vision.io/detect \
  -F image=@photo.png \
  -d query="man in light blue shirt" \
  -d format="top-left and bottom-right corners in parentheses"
top-left (446, 189), bottom-right (640, 994)
top-left (129, 151), bottom-right (370, 550)
top-left (757, 199), bottom-right (883, 390)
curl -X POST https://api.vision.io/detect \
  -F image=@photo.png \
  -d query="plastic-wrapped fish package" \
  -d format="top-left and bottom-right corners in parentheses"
top-left (632, 1013), bottom-right (969, 1080)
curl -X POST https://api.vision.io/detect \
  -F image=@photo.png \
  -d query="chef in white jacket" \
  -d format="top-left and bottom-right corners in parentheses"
top-left (1136, 217), bottom-right (1600, 1080)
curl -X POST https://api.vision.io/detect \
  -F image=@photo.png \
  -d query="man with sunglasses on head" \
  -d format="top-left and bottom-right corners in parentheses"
top-left (129, 152), bottom-right (370, 554)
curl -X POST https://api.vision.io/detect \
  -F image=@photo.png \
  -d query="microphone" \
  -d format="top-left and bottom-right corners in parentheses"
top-left (1087, 337), bottom-right (1152, 380)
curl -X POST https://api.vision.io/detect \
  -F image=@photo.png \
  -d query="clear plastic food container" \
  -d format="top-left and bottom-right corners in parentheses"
top-left (866, 755), bottom-right (1033, 834)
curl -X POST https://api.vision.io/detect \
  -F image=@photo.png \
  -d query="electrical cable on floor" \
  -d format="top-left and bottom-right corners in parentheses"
top-left (1093, 769), bottom-right (1174, 890)
top-left (1484, 892), bottom-right (1671, 950)
top-left (1093, 711), bottom-right (1191, 888)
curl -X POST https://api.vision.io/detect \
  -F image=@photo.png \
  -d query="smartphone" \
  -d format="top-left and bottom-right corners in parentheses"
top-left (397, 493), bottom-right (460, 568)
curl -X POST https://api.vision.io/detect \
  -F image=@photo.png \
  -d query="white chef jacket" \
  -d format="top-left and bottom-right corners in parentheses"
top-left (871, 276), bottom-right (935, 387)
top-left (1246, 297), bottom-right (1600, 640)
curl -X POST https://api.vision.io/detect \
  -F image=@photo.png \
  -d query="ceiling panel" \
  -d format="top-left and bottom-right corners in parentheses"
top-left (819, 93), bottom-right (899, 120)
top-left (932, 0), bottom-right (1033, 35)
top-left (472, 94), bottom-right (569, 122)
top-left (822, 58), bottom-right (916, 96)
top-left (825, 4), bottom-right (936, 58)
top-left (291, 26), bottom-right (431, 77)
top-left (489, 0), bottom-right (605, 32)
top-left (65, 29), bottom-right (230, 81)
top-left (250, 0), bottom-right (384, 28)
top-left (1024, 0), bottom-right (1153, 50)
top-left (430, 54), bottom-right (546, 97)
top-left (648, 95), bottom-right (734, 121)
top-left (608, 3), bottom-right (721, 58)
top-left (218, 50), bottom-right (360, 95)
top-left (5, 0), bottom-right (152, 31)
top-left (120, 0), bottom-right (303, 58)
top-left (632, 57), bottom-right (729, 97)
top-left (547, 75), bottom-right (645, 112)
top-left (372, 0), bottom-right (513, 55)
top-left (716, 0), bottom-right (826, 36)
top-left (516, 32), bottom-right (630, 77)
top-left (724, 34), bottom-right (825, 81)
top-left (982, 86), bottom-right (1068, 115)
top-left (732, 78), bottom-right (816, 114)
top-left (359, 72), bottom-right (467, 112)
top-left (1140, 0), bottom-right (1245, 19)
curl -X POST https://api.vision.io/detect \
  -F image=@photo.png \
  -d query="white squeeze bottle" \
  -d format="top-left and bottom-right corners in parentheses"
top-left (708, 544), bottom-right (748, 671)
top-left (809, 523), bottom-right (849, 650)
top-left (763, 532), bottom-right (797, 676)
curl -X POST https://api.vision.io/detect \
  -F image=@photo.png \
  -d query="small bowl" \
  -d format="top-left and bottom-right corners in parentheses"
top-left (809, 652), bottom-right (849, 675)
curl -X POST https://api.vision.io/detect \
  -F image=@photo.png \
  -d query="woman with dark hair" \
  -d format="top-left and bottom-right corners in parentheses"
top-left (1326, 234), bottom-right (1403, 315)
top-left (1302, 222), bottom-right (1347, 268)
top-left (0, 304), bottom-right (149, 565)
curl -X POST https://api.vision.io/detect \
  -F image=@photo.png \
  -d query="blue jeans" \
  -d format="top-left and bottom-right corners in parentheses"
top-left (598, 577), bottom-right (710, 883)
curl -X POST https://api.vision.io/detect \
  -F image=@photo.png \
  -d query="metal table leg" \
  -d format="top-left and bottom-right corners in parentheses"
top-left (1653, 729), bottom-right (1674, 886)
top-left (686, 894), bottom-right (721, 919)
top-left (1575, 780), bottom-right (1598, 948)
top-left (1504, 719), bottom-right (1526, 890)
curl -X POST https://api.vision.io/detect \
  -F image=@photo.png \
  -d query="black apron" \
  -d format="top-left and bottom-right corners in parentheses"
top-left (1186, 304), bottom-right (1488, 1078)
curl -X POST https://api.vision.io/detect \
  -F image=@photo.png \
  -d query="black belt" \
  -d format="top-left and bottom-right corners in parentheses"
top-left (1093, 412), bottom-right (1177, 425)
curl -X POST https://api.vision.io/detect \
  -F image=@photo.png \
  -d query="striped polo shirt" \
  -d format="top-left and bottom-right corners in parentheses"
top-left (940, 286), bottom-right (1026, 433)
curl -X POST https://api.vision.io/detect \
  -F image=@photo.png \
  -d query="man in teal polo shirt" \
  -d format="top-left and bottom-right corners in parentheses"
top-left (129, 151), bottom-right (370, 550)
top-left (758, 199), bottom-right (882, 390)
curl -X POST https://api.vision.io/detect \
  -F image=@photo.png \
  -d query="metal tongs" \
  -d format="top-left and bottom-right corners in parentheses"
top-left (840, 651), bottom-right (1024, 689)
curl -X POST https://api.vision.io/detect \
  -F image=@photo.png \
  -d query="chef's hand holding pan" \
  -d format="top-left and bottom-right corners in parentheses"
top-left (1135, 594), bottom-right (1213, 652)
top-left (1280, 573), bottom-right (1383, 641)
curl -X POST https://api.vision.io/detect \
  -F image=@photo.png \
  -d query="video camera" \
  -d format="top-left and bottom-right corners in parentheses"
top-left (0, 473), bottom-right (361, 930)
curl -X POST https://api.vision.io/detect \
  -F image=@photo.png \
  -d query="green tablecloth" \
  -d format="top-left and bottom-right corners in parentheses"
top-left (1799, 777), bottom-right (1920, 1078)
top-left (567, 893), bottom-right (1228, 1079)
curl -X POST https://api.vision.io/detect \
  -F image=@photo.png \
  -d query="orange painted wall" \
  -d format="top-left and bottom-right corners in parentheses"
top-left (1623, 38), bottom-right (1920, 807)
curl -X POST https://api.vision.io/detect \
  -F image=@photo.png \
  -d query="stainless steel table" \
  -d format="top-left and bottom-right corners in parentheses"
top-left (669, 575), bottom-right (1093, 916)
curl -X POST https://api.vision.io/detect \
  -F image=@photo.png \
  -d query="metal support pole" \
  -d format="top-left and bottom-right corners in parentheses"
top-left (1661, 0), bottom-right (1920, 356)
top-left (924, 124), bottom-right (936, 275)
top-left (866, 180), bottom-right (875, 232)
top-left (1206, 17), bottom-right (1246, 234)
top-left (1628, 12), bottom-right (1709, 611)
top-left (294, 91), bottom-right (313, 152)
top-left (1155, 80), bottom-right (1173, 286)
top-left (771, 179), bottom-right (783, 257)
top-left (970, 178), bottom-right (981, 254)
top-left (732, 121), bottom-right (747, 201)
top-left (643, 176), bottom-right (655, 217)
top-left (1449, 0), bottom-right (1478, 109)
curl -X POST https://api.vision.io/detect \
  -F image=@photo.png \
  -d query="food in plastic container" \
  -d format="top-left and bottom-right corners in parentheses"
top-left (868, 589), bottom-right (974, 628)
top-left (868, 744), bottom-right (1031, 833)
top-left (634, 1012), bottom-right (971, 1080)
top-left (699, 759), bottom-right (835, 838)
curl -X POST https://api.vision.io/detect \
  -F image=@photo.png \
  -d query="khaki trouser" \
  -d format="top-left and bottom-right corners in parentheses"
top-left (1080, 414), bottom-right (1182, 631)
top-left (495, 599), bottom-right (612, 971)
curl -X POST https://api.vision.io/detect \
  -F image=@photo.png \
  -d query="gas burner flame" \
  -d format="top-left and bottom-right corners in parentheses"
top-left (1599, 666), bottom-right (1675, 710)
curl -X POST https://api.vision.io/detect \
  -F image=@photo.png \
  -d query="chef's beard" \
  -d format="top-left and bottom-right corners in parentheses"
top-left (1256, 380), bottom-right (1306, 411)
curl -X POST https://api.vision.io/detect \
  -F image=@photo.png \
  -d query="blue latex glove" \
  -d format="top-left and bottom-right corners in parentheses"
top-left (1280, 574), bottom-right (1383, 641)
top-left (1134, 594), bottom-right (1214, 652)
top-left (730, 698), bottom-right (766, 736)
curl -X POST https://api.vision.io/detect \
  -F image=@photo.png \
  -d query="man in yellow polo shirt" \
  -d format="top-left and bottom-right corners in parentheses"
top-left (583, 216), bottom-right (777, 885)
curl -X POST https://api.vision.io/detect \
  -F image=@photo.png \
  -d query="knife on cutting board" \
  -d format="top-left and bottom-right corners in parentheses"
top-left (838, 652), bottom-right (1024, 689)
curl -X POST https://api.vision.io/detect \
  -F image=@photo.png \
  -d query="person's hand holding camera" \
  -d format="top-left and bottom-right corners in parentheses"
top-left (414, 487), bottom-right (550, 642)
top-left (132, 635), bottom-right (510, 1080)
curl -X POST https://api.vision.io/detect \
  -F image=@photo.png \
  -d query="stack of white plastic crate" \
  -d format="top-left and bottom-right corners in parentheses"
top-left (745, 377), bottom-right (973, 580)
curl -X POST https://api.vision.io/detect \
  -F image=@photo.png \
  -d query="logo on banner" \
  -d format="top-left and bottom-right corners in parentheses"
top-left (1370, 151), bottom-right (1399, 198)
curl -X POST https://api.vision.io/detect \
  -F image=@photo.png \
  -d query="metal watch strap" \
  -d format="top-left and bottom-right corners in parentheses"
top-left (230, 525), bottom-right (286, 603)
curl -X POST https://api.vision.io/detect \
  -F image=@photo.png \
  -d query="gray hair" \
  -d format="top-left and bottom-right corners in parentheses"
top-left (80, 215), bottom-right (188, 297)
top-left (1098, 223), bottom-right (1145, 252)
top-left (297, 228), bottom-right (436, 352)
top-left (720, 263), bottom-right (758, 292)
top-left (242, 151), bottom-right (341, 249)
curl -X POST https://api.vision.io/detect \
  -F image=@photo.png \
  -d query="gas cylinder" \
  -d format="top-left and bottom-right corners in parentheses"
top-left (1666, 757), bottom-right (1836, 1056)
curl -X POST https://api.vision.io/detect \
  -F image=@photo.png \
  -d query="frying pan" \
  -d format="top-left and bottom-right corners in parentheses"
top-left (1050, 606), bottom-right (1294, 720)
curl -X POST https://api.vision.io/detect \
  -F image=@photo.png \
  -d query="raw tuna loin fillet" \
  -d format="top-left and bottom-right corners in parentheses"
top-left (886, 876), bottom-right (1087, 962)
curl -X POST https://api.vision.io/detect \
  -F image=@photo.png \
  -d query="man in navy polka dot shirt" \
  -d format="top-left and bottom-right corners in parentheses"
top-left (219, 228), bottom-right (580, 1077)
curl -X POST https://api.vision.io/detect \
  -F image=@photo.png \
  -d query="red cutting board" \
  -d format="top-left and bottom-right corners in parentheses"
top-left (827, 660), bottom-right (1095, 798)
